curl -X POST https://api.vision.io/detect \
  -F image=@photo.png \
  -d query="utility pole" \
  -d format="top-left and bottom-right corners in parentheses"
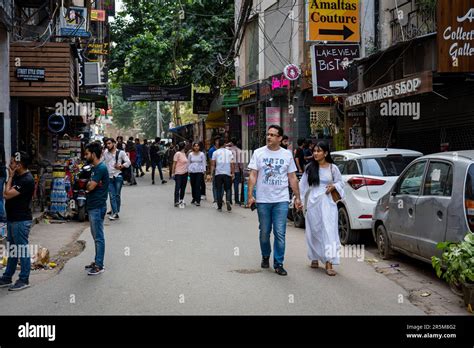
top-left (156, 101), bottom-right (161, 137)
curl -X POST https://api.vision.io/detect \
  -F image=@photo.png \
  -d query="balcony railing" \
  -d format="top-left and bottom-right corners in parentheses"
top-left (390, 0), bottom-right (437, 45)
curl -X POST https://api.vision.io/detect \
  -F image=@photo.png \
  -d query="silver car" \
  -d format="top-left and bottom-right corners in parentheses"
top-left (372, 150), bottom-right (474, 262)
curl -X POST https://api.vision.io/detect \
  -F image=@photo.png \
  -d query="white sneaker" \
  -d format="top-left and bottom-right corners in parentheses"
top-left (108, 214), bottom-right (119, 220)
top-left (212, 202), bottom-right (217, 209)
top-left (179, 200), bottom-right (185, 209)
top-left (201, 195), bottom-right (206, 200)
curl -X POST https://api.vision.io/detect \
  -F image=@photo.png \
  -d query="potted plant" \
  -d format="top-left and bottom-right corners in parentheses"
top-left (432, 233), bottom-right (474, 309)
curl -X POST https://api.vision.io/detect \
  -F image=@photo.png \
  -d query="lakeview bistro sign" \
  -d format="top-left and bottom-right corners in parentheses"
top-left (344, 71), bottom-right (433, 109)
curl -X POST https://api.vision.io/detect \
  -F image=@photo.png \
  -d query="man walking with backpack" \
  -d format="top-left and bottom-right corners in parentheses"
top-left (150, 137), bottom-right (167, 185)
top-left (103, 138), bottom-right (131, 220)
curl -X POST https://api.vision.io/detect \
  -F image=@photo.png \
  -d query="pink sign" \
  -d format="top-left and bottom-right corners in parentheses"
top-left (271, 75), bottom-right (290, 90)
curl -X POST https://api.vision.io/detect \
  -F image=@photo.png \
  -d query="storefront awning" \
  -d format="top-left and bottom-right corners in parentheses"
top-left (205, 110), bottom-right (225, 129)
top-left (169, 123), bottom-right (194, 132)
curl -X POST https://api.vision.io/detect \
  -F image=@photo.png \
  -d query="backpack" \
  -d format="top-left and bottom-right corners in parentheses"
top-left (115, 150), bottom-right (131, 181)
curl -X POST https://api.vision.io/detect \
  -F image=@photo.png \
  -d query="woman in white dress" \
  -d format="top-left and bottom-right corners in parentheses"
top-left (299, 141), bottom-right (345, 276)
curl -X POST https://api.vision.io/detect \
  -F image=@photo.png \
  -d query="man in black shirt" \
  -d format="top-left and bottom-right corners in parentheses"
top-left (149, 137), bottom-right (167, 185)
top-left (0, 151), bottom-right (35, 291)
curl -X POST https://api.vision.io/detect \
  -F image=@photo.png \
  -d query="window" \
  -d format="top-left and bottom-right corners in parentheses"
top-left (359, 156), bottom-right (419, 177)
top-left (423, 162), bottom-right (453, 196)
top-left (332, 158), bottom-right (359, 175)
top-left (465, 164), bottom-right (474, 233)
top-left (398, 161), bottom-right (426, 195)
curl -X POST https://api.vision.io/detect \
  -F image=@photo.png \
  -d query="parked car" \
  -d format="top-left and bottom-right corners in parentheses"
top-left (331, 148), bottom-right (423, 244)
top-left (372, 150), bottom-right (474, 263)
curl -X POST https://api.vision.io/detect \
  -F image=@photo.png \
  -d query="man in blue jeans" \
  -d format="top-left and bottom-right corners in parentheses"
top-left (247, 125), bottom-right (302, 276)
top-left (84, 142), bottom-right (110, 275)
top-left (103, 138), bottom-right (131, 220)
top-left (0, 151), bottom-right (35, 291)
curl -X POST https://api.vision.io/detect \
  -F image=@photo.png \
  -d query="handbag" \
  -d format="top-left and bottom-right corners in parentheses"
top-left (330, 164), bottom-right (342, 203)
top-left (115, 150), bottom-right (131, 181)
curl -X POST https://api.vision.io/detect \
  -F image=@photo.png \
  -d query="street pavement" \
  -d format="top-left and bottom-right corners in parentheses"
top-left (0, 173), bottom-right (424, 315)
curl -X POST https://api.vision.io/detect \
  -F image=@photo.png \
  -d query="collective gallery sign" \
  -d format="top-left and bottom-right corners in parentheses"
top-left (122, 85), bottom-right (192, 102)
top-left (437, 0), bottom-right (474, 72)
top-left (344, 71), bottom-right (433, 109)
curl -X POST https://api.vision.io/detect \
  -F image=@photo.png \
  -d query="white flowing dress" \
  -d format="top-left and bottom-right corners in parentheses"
top-left (299, 164), bottom-right (345, 265)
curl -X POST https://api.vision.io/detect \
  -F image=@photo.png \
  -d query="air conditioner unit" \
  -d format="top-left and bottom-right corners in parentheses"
top-left (84, 62), bottom-right (103, 86)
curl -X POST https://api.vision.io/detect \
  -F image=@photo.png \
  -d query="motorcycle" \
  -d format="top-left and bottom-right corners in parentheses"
top-left (72, 164), bottom-right (92, 222)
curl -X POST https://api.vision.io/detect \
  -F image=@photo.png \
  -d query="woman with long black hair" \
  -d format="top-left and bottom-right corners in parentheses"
top-left (299, 141), bottom-right (345, 276)
top-left (188, 142), bottom-right (206, 206)
top-left (171, 142), bottom-right (189, 207)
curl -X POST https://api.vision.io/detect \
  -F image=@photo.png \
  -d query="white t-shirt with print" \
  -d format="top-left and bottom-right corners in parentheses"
top-left (248, 146), bottom-right (297, 203)
top-left (212, 148), bottom-right (234, 176)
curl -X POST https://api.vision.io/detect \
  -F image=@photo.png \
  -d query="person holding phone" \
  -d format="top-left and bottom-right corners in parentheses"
top-left (0, 151), bottom-right (35, 291)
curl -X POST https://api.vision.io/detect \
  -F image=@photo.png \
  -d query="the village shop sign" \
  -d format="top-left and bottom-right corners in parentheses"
top-left (437, 0), bottom-right (474, 72)
top-left (239, 84), bottom-right (259, 105)
top-left (344, 71), bottom-right (432, 109)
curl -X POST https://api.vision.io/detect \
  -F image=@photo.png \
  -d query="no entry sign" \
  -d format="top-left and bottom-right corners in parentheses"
top-left (310, 43), bottom-right (359, 96)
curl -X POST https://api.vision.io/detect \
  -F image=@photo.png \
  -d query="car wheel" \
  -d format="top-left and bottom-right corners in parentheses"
top-left (376, 224), bottom-right (392, 260)
top-left (294, 209), bottom-right (305, 229)
top-left (338, 206), bottom-right (359, 245)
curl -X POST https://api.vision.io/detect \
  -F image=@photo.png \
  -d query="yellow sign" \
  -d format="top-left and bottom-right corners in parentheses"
top-left (308, 0), bottom-right (360, 42)
top-left (240, 89), bottom-right (256, 101)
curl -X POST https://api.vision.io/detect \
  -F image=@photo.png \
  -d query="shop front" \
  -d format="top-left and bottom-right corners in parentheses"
top-left (239, 83), bottom-right (260, 152)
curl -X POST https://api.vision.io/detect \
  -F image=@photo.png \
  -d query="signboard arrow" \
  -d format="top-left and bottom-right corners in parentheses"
top-left (329, 79), bottom-right (348, 89)
top-left (319, 25), bottom-right (354, 40)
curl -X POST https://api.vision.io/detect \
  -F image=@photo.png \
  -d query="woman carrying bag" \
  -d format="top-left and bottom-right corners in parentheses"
top-left (299, 141), bottom-right (344, 276)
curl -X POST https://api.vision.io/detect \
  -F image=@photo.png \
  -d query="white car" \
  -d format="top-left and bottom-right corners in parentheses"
top-left (331, 148), bottom-right (423, 244)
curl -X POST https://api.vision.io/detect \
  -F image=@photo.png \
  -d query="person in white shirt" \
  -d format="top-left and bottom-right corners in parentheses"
top-left (102, 138), bottom-right (131, 220)
top-left (187, 142), bottom-right (207, 206)
top-left (226, 137), bottom-right (243, 205)
top-left (247, 125), bottom-right (302, 276)
top-left (211, 138), bottom-right (234, 212)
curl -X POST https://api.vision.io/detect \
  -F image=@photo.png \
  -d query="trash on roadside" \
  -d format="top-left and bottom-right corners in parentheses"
top-left (48, 262), bottom-right (57, 268)
top-left (365, 258), bottom-right (379, 264)
top-left (31, 246), bottom-right (50, 267)
top-left (420, 292), bottom-right (431, 297)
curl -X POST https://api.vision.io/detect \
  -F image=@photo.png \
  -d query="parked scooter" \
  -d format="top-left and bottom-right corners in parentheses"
top-left (72, 165), bottom-right (92, 222)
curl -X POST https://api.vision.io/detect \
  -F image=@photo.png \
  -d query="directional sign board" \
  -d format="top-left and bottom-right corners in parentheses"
top-left (308, 0), bottom-right (360, 42)
top-left (310, 44), bottom-right (360, 96)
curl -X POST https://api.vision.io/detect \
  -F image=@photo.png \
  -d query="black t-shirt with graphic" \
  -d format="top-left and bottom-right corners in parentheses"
top-left (5, 171), bottom-right (35, 222)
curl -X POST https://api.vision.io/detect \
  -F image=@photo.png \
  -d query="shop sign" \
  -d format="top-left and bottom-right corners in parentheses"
top-left (349, 126), bottom-right (364, 147)
top-left (271, 75), bottom-right (290, 90)
top-left (259, 83), bottom-right (272, 100)
top-left (283, 64), bottom-right (301, 81)
top-left (310, 43), bottom-right (359, 96)
top-left (437, 0), bottom-right (474, 72)
top-left (307, 0), bottom-right (360, 42)
top-left (16, 67), bottom-right (45, 81)
top-left (344, 71), bottom-right (433, 109)
top-left (48, 114), bottom-right (67, 133)
top-left (122, 85), bottom-right (192, 101)
top-left (59, 6), bottom-right (90, 37)
top-left (193, 92), bottom-right (213, 114)
top-left (88, 43), bottom-right (109, 55)
top-left (347, 108), bottom-right (366, 117)
top-left (91, 9), bottom-right (106, 21)
top-left (240, 89), bottom-right (256, 100)
top-left (245, 114), bottom-right (257, 127)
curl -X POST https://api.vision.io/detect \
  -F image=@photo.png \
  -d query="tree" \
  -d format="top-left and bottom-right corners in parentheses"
top-left (110, 0), bottom-right (235, 91)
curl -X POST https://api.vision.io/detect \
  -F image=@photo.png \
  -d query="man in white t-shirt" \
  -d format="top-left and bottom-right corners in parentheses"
top-left (211, 138), bottom-right (234, 212)
top-left (248, 125), bottom-right (302, 276)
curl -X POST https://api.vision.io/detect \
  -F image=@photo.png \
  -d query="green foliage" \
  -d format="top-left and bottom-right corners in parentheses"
top-left (432, 233), bottom-right (474, 286)
top-left (110, 0), bottom-right (235, 89)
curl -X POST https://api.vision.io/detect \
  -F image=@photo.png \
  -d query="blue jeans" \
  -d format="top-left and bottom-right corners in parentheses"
top-left (109, 175), bottom-right (124, 215)
top-left (233, 171), bottom-right (242, 204)
top-left (0, 177), bottom-right (5, 222)
top-left (212, 175), bottom-right (217, 202)
top-left (256, 202), bottom-right (289, 267)
top-left (151, 160), bottom-right (164, 182)
top-left (88, 205), bottom-right (106, 268)
top-left (2, 220), bottom-right (33, 283)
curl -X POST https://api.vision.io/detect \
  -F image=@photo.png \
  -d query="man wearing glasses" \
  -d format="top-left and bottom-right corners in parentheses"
top-left (247, 125), bottom-right (303, 276)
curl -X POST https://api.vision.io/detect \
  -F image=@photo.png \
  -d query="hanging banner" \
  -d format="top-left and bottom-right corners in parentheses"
top-left (193, 92), bottom-right (213, 114)
top-left (91, 9), bottom-right (106, 22)
top-left (122, 85), bottom-right (192, 101)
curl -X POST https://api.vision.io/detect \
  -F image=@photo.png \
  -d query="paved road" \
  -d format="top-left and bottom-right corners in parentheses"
top-left (0, 174), bottom-right (424, 315)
